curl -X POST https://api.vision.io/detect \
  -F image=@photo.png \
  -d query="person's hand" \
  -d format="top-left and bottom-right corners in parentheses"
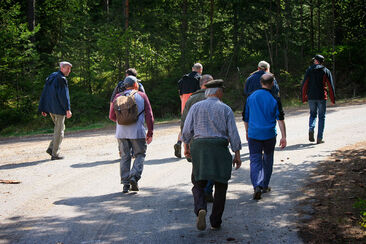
top-left (279, 138), bottom-right (287, 149)
top-left (246, 131), bottom-right (248, 141)
top-left (41, 112), bottom-right (47, 117)
top-left (184, 144), bottom-right (191, 159)
top-left (146, 135), bottom-right (153, 144)
top-left (66, 110), bottom-right (72, 119)
top-left (232, 152), bottom-right (242, 170)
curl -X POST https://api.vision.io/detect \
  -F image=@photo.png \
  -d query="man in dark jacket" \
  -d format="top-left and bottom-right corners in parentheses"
top-left (39, 61), bottom-right (73, 160)
top-left (301, 54), bottom-right (335, 144)
top-left (174, 63), bottom-right (202, 158)
top-left (242, 61), bottom-right (284, 123)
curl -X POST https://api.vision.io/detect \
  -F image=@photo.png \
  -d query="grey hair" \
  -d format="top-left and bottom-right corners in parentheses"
top-left (258, 61), bottom-right (269, 70)
top-left (192, 63), bottom-right (203, 71)
top-left (205, 87), bottom-right (220, 97)
top-left (200, 74), bottom-right (213, 87)
top-left (60, 61), bottom-right (72, 68)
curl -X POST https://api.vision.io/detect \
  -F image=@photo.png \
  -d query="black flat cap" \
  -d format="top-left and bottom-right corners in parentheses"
top-left (205, 79), bottom-right (225, 88)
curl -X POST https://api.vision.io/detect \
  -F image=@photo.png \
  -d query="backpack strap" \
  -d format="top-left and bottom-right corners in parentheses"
top-left (129, 90), bottom-right (145, 117)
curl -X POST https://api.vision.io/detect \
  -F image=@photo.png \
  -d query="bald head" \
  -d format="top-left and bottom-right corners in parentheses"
top-left (200, 74), bottom-right (213, 88)
top-left (260, 74), bottom-right (274, 88)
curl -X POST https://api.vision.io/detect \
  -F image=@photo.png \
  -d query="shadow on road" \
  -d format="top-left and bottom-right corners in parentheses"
top-left (0, 159), bottom-right (50, 170)
top-left (71, 159), bottom-right (119, 168)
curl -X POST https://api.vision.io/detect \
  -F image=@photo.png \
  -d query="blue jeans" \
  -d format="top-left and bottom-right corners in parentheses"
top-left (248, 137), bottom-right (276, 189)
top-left (308, 100), bottom-right (326, 140)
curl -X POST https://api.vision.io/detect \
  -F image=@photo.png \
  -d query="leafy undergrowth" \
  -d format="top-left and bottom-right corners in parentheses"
top-left (297, 141), bottom-right (366, 243)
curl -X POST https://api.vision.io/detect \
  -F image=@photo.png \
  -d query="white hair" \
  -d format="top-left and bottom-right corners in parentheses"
top-left (258, 61), bottom-right (269, 70)
top-left (205, 88), bottom-right (220, 97)
top-left (192, 63), bottom-right (203, 71)
top-left (60, 61), bottom-right (72, 68)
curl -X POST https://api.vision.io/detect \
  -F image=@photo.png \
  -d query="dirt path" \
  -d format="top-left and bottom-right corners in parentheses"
top-left (1, 104), bottom-right (366, 243)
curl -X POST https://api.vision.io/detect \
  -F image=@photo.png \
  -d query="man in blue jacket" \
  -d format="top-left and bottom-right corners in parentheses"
top-left (301, 54), bottom-right (335, 144)
top-left (244, 74), bottom-right (287, 200)
top-left (39, 61), bottom-right (73, 160)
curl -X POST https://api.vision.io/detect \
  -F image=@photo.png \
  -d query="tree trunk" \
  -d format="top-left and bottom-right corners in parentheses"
top-left (265, 30), bottom-right (274, 66)
top-left (232, 1), bottom-right (239, 68)
top-left (27, 0), bottom-right (35, 43)
top-left (124, 0), bottom-right (129, 69)
top-left (180, 0), bottom-right (188, 72)
top-left (317, 0), bottom-right (321, 52)
top-left (310, 0), bottom-right (314, 52)
top-left (300, 0), bottom-right (304, 60)
top-left (209, 0), bottom-right (214, 63)
top-left (104, 0), bottom-right (109, 15)
top-left (332, 0), bottom-right (336, 85)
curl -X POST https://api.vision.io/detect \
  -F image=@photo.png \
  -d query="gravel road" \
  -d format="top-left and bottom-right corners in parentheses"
top-left (1, 103), bottom-right (366, 244)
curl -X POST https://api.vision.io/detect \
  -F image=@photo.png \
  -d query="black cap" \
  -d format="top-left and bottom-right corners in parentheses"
top-left (205, 79), bottom-right (225, 88)
top-left (313, 54), bottom-right (324, 63)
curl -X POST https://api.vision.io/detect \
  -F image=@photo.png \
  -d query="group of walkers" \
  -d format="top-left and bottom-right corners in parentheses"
top-left (38, 54), bottom-right (335, 231)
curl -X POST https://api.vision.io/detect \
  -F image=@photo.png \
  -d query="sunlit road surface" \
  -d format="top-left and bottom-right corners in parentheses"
top-left (1, 103), bottom-right (365, 243)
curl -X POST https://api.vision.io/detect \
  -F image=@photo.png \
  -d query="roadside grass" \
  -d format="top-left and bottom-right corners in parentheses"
top-left (1, 97), bottom-right (365, 139)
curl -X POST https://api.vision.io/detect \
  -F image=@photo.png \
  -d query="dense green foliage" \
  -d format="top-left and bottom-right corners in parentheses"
top-left (0, 0), bottom-right (365, 134)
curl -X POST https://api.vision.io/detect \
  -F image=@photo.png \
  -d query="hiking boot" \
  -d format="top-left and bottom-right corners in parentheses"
top-left (253, 186), bottom-right (262, 200)
top-left (309, 131), bottom-right (315, 142)
top-left (46, 148), bottom-right (52, 156)
top-left (174, 143), bottom-right (181, 158)
top-left (129, 177), bottom-right (139, 191)
top-left (122, 185), bottom-right (130, 193)
top-left (51, 155), bottom-right (64, 160)
top-left (210, 226), bottom-right (221, 231)
top-left (316, 139), bottom-right (325, 144)
top-left (262, 187), bottom-right (271, 193)
top-left (196, 209), bottom-right (206, 231)
top-left (204, 193), bottom-right (214, 203)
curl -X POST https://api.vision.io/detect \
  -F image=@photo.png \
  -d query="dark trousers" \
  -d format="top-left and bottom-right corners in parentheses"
top-left (191, 174), bottom-right (228, 228)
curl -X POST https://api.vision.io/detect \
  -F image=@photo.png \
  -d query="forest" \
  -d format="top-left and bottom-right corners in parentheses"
top-left (0, 0), bottom-right (365, 135)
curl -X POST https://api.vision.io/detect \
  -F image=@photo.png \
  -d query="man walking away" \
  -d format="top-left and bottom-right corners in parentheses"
top-left (301, 54), bottom-right (335, 144)
top-left (39, 61), bottom-right (73, 160)
top-left (174, 63), bottom-right (202, 158)
top-left (182, 79), bottom-right (242, 231)
top-left (180, 74), bottom-right (215, 202)
top-left (109, 76), bottom-right (154, 193)
top-left (243, 74), bottom-right (287, 200)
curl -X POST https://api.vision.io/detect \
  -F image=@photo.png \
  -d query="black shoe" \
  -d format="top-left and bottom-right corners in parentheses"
top-left (262, 187), bottom-right (271, 193)
top-left (204, 193), bottom-right (214, 203)
top-left (196, 209), bottom-right (206, 231)
top-left (210, 225), bottom-right (221, 231)
top-left (51, 155), bottom-right (64, 160)
top-left (317, 139), bottom-right (325, 144)
top-left (174, 143), bottom-right (181, 158)
top-left (253, 186), bottom-right (262, 200)
top-left (309, 131), bottom-right (315, 142)
top-left (122, 185), bottom-right (130, 193)
top-left (46, 148), bottom-right (52, 156)
top-left (129, 177), bottom-right (139, 191)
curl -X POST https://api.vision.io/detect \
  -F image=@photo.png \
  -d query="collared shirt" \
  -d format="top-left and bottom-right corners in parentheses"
top-left (182, 97), bottom-right (242, 152)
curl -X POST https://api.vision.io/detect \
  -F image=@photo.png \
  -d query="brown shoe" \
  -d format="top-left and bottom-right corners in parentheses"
top-left (196, 209), bottom-right (206, 231)
top-left (174, 143), bottom-right (181, 158)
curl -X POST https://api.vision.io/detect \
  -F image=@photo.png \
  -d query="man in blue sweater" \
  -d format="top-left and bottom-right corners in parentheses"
top-left (39, 61), bottom-right (72, 160)
top-left (243, 74), bottom-right (287, 200)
